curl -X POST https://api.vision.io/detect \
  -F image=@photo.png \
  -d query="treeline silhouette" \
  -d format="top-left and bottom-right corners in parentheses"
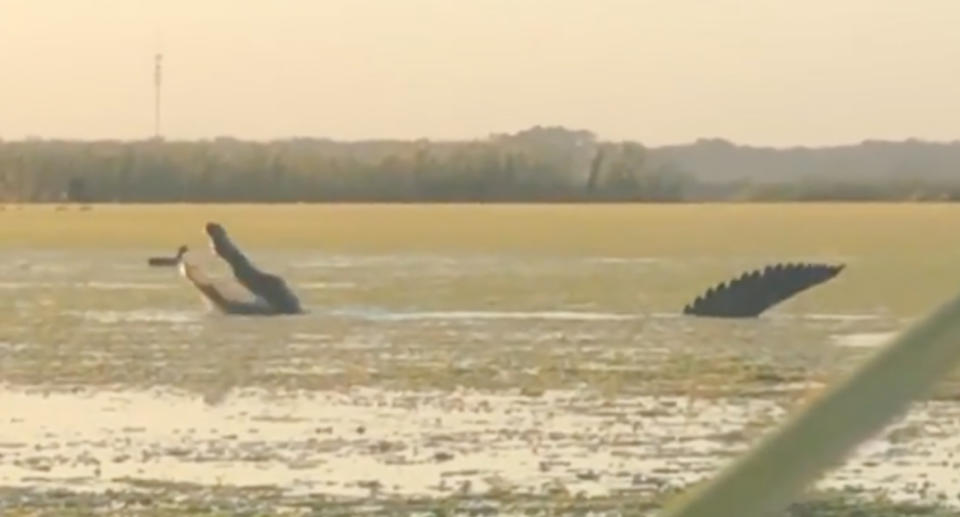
top-left (4, 126), bottom-right (960, 203)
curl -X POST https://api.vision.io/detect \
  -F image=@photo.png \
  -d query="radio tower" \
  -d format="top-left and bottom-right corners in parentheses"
top-left (154, 53), bottom-right (163, 139)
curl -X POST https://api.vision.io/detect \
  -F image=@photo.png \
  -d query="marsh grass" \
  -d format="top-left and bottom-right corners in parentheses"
top-left (0, 202), bottom-right (958, 314)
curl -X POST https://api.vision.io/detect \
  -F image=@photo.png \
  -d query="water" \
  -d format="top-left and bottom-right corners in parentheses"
top-left (0, 248), bottom-right (945, 512)
top-left (0, 386), bottom-right (780, 499)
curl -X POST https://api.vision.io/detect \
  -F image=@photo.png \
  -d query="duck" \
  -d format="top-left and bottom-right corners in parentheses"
top-left (148, 245), bottom-right (188, 267)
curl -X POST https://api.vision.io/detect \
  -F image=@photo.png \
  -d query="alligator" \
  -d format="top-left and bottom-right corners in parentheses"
top-left (682, 262), bottom-right (845, 318)
top-left (179, 222), bottom-right (303, 316)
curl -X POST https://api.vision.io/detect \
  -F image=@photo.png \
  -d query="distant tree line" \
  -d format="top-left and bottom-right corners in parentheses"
top-left (3, 126), bottom-right (960, 203)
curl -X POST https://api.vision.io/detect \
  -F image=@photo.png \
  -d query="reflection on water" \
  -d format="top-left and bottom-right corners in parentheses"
top-left (831, 331), bottom-right (897, 348)
top-left (329, 309), bottom-right (640, 322)
top-left (0, 385), bottom-right (955, 506)
top-left (0, 386), bottom-right (779, 498)
top-left (66, 309), bottom-right (200, 324)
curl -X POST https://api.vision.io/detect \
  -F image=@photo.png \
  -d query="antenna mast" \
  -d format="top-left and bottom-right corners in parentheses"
top-left (154, 53), bottom-right (163, 139)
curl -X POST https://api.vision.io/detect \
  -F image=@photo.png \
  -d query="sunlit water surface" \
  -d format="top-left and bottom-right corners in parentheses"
top-left (0, 249), bottom-right (949, 510)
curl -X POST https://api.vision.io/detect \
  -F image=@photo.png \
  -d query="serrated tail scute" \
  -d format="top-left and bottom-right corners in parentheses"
top-left (682, 262), bottom-right (844, 318)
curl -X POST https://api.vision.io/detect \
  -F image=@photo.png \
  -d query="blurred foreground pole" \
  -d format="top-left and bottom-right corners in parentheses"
top-left (659, 291), bottom-right (960, 517)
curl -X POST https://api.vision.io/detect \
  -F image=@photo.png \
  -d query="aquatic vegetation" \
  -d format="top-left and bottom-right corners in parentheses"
top-left (0, 203), bottom-right (958, 515)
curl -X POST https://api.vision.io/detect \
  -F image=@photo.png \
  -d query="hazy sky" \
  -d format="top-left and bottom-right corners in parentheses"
top-left (2, 0), bottom-right (960, 146)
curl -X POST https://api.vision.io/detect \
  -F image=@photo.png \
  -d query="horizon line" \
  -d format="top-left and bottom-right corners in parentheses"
top-left (3, 131), bottom-right (960, 150)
